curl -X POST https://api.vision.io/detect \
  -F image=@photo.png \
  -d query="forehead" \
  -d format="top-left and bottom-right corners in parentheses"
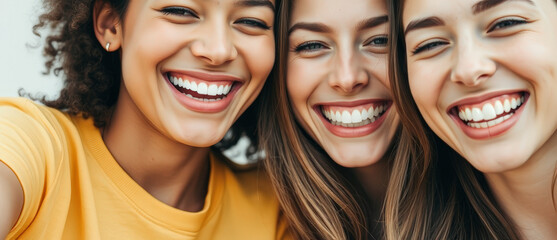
top-left (290, 0), bottom-right (386, 23)
top-left (403, 0), bottom-right (540, 21)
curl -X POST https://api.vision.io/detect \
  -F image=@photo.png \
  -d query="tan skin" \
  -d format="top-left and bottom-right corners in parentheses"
top-left (0, 0), bottom-right (276, 238)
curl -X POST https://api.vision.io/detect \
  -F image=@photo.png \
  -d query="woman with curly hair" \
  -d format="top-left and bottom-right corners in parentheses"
top-left (0, 0), bottom-right (288, 239)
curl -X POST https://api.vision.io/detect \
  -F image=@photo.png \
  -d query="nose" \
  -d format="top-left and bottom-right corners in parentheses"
top-left (329, 49), bottom-right (369, 93)
top-left (191, 19), bottom-right (238, 65)
top-left (450, 40), bottom-right (496, 87)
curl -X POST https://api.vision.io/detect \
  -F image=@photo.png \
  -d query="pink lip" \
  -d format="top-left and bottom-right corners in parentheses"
top-left (314, 99), bottom-right (392, 138)
top-left (447, 90), bottom-right (529, 139)
top-left (163, 70), bottom-right (244, 113)
top-left (167, 69), bottom-right (244, 82)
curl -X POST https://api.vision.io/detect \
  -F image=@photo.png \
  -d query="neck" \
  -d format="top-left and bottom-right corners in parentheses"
top-left (485, 132), bottom-right (557, 239)
top-left (102, 90), bottom-right (211, 212)
top-left (352, 157), bottom-right (390, 234)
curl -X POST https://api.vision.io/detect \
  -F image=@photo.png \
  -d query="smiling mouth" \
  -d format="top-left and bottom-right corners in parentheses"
top-left (320, 102), bottom-right (390, 128)
top-left (451, 92), bottom-right (527, 129)
top-left (167, 73), bottom-right (237, 102)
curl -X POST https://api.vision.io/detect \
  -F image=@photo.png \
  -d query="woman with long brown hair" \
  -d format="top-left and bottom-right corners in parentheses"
top-left (388, 0), bottom-right (557, 239)
top-left (259, 0), bottom-right (401, 238)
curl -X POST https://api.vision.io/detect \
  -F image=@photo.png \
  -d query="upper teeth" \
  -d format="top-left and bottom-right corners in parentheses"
top-left (170, 75), bottom-right (232, 96)
top-left (457, 95), bottom-right (524, 122)
top-left (322, 104), bottom-right (387, 125)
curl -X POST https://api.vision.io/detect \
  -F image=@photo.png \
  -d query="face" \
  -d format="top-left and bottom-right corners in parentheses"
top-left (117, 0), bottom-right (275, 147)
top-left (403, 0), bottom-right (557, 172)
top-left (287, 0), bottom-right (399, 167)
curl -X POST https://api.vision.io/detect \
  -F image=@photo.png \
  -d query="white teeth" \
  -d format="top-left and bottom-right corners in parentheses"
top-left (322, 104), bottom-right (388, 127)
top-left (465, 108), bottom-right (472, 121)
top-left (169, 75), bottom-right (233, 97)
top-left (351, 110), bottom-right (362, 123)
top-left (494, 100), bottom-right (504, 115)
top-left (467, 113), bottom-right (514, 129)
top-left (361, 109), bottom-right (369, 120)
top-left (207, 84), bottom-right (218, 96)
top-left (342, 111), bottom-right (352, 124)
top-left (472, 108), bottom-right (483, 122)
top-left (503, 99), bottom-right (511, 113)
top-left (197, 82), bottom-right (208, 95)
top-left (190, 81), bottom-right (198, 91)
top-left (459, 94), bottom-right (526, 128)
top-left (482, 103), bottom-right (497, 121)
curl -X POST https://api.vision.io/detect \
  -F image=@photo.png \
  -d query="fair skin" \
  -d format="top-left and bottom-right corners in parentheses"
top-left (287, 0), bottom-right (399, 220)
top-left (404, 0), bottom-right (557, 238)
top-left (0, 0), bottom-right (275, 237)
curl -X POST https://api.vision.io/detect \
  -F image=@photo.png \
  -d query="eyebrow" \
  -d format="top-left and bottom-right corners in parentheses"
top-left (472, 0), bottom-right (534, 14)
top-left (288, 22), bottom-right (332, 35)
top-left (289, 15), bottom-right (388, 35)
top-left (404, 0), bottom-right (534, 35)
top-left (404, 17), bottom-right (444, 35)
top-left (356, 15), bottom-right (389, 31)
top-left (235, 0), bottom-right (275, 12)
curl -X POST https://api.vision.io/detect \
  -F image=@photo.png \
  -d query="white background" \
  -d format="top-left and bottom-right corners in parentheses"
top-left (0, 1), bottom-right (63, 99)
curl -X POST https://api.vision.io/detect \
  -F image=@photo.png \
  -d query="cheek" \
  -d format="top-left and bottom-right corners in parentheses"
top-left (241, 37), bottom-right (275, 82)
top-left (407, 62), bottom-right (440, 111)
top-left (286, 59), bottom-right (318, 112)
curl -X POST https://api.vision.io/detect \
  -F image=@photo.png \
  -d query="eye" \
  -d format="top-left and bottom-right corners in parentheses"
top-left (234, 18), bottom-right (271, 30)
top-left (365, 35), bottom-right (388, 46)
top-left (412, 40), bottom-right (449, 55)
top-left (293, 41), bottom-right (328, 52)
top-left (160, 7), bottom-right (198, 17)
top-left (487, 17), bottom-right (528, 33)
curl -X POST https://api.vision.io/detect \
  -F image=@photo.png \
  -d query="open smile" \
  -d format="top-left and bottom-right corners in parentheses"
top-left (165, 71), bottom-right (243, 113)
top-left (315, 100), bottom-right (392, 138)
top-left (448, 91), bottom-right (529, 139)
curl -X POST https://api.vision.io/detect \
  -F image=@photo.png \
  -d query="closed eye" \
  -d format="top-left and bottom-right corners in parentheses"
top-left (487, 18), bottom-right (528, 33)
top-left (235, 18), bottom-right (271, 30)
top-left (160, 6), bottom-right (198, 18)
top-left (412, 41), bottom-right (449, 55)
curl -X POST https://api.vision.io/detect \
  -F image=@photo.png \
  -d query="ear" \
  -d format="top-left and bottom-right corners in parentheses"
top-left (93, 1), bottom-right (123, 52)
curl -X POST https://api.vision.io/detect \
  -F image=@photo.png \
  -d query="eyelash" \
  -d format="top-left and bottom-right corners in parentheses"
top-left (235, 18), bottom-right (271, 30)
top-left (364, 35), bottom-right (388, 46)
top-left (160, 7), bottom-right (270, 30)
top-left (487, 18), bottom-right (528, 33)
top-left (161, 7), bottom-right (198, 18)
top-left (294, 41), bottom-right (328, 52)
top-left (412, 41), bottom-right (448, 55)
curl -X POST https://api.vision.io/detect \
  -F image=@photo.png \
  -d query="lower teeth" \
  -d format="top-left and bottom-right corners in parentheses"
top-left (185, 93), bottom-right (223, 102)
top-left (466, 113), bottom-right (512, 128)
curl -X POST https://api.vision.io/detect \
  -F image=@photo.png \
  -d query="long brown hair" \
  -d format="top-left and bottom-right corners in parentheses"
top-left (385, 0), bottom-right (520, 239)
top-left (258, 0), bottom-right (373, 238)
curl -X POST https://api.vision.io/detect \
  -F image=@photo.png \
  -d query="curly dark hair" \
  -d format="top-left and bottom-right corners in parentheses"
top-left (31, 0), bottom-right (275, 158)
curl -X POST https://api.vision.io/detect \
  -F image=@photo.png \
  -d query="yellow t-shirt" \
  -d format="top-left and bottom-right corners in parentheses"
top-left (0, 97), bottom-right (290, 240)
